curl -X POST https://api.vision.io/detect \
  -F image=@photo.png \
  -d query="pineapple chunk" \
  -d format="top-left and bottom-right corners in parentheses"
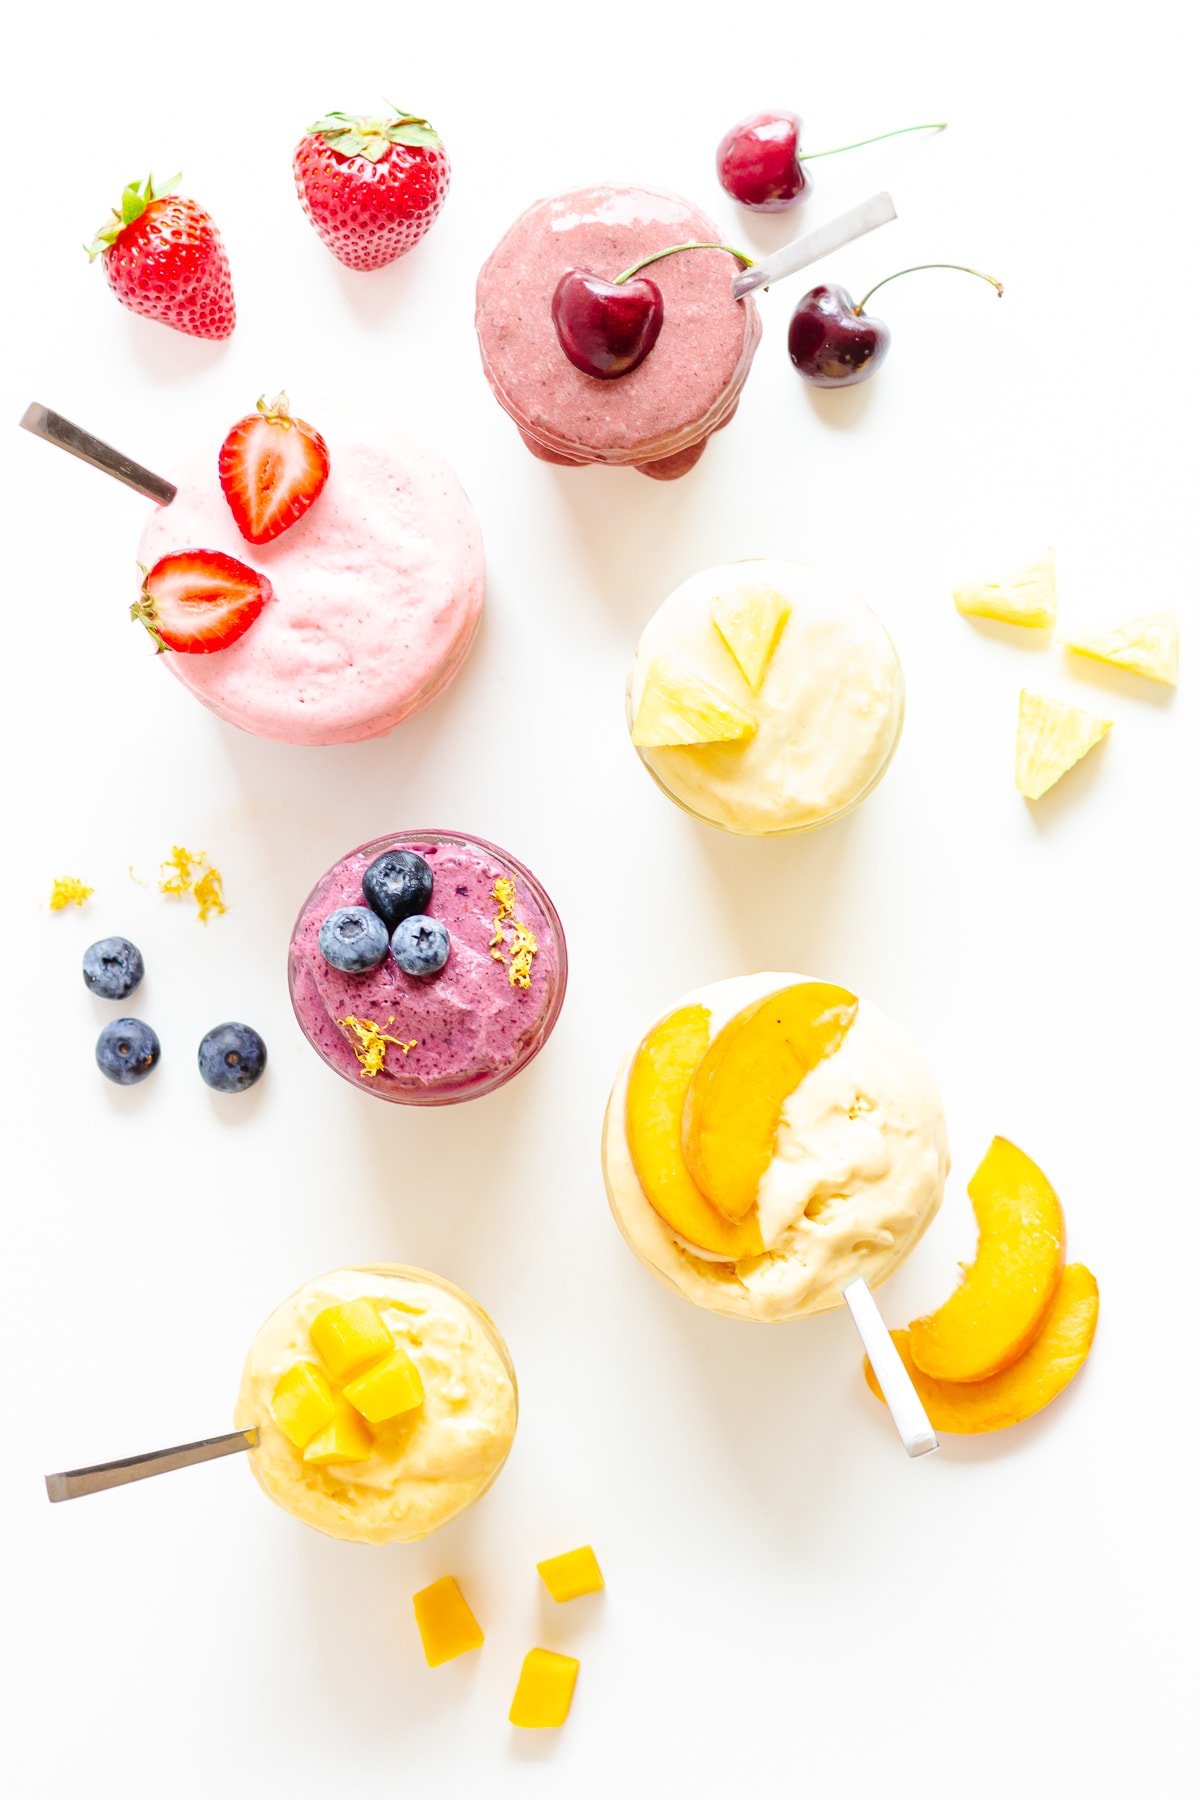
top-left (343, 1347), bottom-right (425, 1423)
top-left (1016, 690), bottom-right (1112, 799)
top-left (711, 586), bottom-right (791, 693)
top-left (1062, 612), bottom-right (1179, 687)
top-left (309, 1299), bottom-right (393, 1381)
top-left (954, 551), bottom-right (1056, 627)
top-left (537, 1545), bottom-right (605, 1603)
top-left (302, 1398), bottom-right (375, 1465)
top-left (271, 1362), bottom-right (337, 1451)
top-left (631, 655), bottom-right (757, 748)
top-left (509, 1648), bottom-right (580, 1728)
top-left (412, 1576), bottom-right (484, 1666)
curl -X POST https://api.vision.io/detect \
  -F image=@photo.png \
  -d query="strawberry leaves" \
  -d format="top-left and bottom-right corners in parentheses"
top-left (307, 106), bottom-right (442, 162)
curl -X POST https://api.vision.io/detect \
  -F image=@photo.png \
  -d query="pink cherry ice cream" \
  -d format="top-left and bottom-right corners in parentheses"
top-left (475, 185), bottom-right (761, 479)
top-left (288, 831), bottom-right (567, 1105)
top-left (137, 416), bottom-right (484, 745)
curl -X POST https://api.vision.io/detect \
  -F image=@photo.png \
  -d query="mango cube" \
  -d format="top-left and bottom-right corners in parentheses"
top-left (302, 1398), bottom-right (375, 1465)
top-left (631, 655), bottom-right (757, 748)
top-left (537, 1545), bottom-right (605, 1603)
top-left (712, 586), bottom-right (791, 693)
top-left (343, 1347), bottom-right (425, 1424)
top-left (509, 1648), bottom-right (579, 1728)
top-left (271, 1362), bottom-right (337, 1450)
top-left (1015, 689), bottom-right (1112, 800)
top-left (1062, 612), bottom-right (1179, 686)
top-left (309, 1299), bottom-right (393, 1380)
top-left (412, 1576), bottom-right (484, 1667)
top-left (954, 551), bottom-right (1057, 627)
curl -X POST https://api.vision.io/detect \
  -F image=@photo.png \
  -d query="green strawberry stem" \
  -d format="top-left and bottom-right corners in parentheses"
top-left (85, 173), bottom-right (181, 260)
top-left (615, 242), bottom-right (754, 284)
top-left (855, 263), bottom-right (1004, 313)
top-left (797, 122), bottom-right (947, 162)
top-left (308, 104), bottom-right (442, 162)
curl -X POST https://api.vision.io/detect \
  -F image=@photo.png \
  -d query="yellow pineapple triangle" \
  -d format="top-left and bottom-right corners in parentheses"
top-left (955, 551), bottom-right (1057, 628)
top-left (631, 655), bottom-right (757, 748)
top-left (1061, 612), bottom-right (1179, 687)
top-left (1016, 690), bottom-right (1112, 799)
top-left (711, 586), bottom-right (791, 693)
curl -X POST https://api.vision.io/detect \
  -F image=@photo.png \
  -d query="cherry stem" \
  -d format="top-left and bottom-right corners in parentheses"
top-left (615, 241), bottom-right (754, 284)
top-left (855, 263), bottom-right (1004, 314)
top-left (797, 122), bottom-right (948, 162)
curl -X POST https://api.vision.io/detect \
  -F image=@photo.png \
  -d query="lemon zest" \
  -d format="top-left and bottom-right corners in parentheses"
top-left (49, 877), bottom-right (94, 911)
top-left (338, 1015), bottom-right (417, 1078)
top-left (158, 845), bottom-right (226, 922)
top-left (193, 867), bottom-right (226, 924)
top-left (488, 876), bottom-right (539, 989)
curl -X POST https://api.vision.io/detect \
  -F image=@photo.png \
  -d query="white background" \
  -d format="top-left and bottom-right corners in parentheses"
top-left (4, 3), bottom-right (1197, 1794)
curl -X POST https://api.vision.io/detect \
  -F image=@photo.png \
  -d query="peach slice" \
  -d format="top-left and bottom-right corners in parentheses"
top-left (680, 983), bottom-right (858, 1221)
top-left (625, 1004), bottom-right (764, 1260)
top-left (908, 1137), bottom-right (1066, 1382)
top-left (865, 1263), bottom-right (1099, 1433)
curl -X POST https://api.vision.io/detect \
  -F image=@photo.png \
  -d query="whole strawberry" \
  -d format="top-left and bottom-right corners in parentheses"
top-left (293, 106), bottom-right (450, 271)
top-left (87, 174), bottom-right (235, 339)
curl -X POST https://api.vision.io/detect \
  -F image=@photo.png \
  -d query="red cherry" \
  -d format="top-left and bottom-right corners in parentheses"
top-left (788, 285), bottom-right (889, 386)
top-left (551, 267), bottom-right (665, 379)
top-left (717, 110), bottom-right (807, 211)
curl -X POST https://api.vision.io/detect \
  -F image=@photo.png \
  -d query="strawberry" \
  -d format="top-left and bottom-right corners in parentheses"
top-left (218, 394), bottom-right (330, 544)
top-left (132, 551), bottom-right (271, 654)
top-left (87, 174), bottom-right (235, 340)
top-left (293, 106), bottom-right (450, 271)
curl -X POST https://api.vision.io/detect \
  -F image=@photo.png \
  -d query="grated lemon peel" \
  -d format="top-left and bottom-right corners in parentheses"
top-left (158, 845), bottom-right (227, 922)
top-left (338, 1015), bottom-right (417, 1078)
top-left (49, 877), bottom-right (94, 911)
top-left (489, 877), bottom-right (539, 989)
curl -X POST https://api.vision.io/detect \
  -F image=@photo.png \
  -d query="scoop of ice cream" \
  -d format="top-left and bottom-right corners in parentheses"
top-left (237, 1267), bottom-right (517, 1545)
top-left (603, 973), bottom-right (948, 1321)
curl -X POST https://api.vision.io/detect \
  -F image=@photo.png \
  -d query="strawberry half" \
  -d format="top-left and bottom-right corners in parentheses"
top-left (132, 551), bottom-right (271, 654)
top-left (293, 105), bottom-right (450, 271)
top-left (87, 174), bottom-right (235, 340)
top-left (218, 393), bottom-right (330, 544)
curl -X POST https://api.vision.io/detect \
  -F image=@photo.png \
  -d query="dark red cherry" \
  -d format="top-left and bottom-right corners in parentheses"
top-left (551, 268), bottom-right (665, 379)
top-left (716, 110), bottom-right (807, 211)
top-left (788, 284), bottom-right (889, 386)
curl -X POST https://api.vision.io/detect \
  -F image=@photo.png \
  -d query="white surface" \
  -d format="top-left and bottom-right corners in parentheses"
top-left (4, 4), bottom-right (1197, 1795)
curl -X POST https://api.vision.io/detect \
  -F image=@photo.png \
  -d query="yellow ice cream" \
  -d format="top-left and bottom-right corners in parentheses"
top-left (236, 1266), bottom-right (517, 1545)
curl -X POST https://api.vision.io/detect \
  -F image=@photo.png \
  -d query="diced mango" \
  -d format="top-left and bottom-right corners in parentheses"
top-left (302, 1398), bottom-right (375, 1465)
top-left (631, 655), bottom-right (757, 748)
top-left (271, 1361), bottom-right (337, 1450)
top-left (954, 551), bottom-right (1056, 627)
top-left (509, 1648), bottom-right (579, 1729)
top-left (537, 1546), bottom-right (605, 1603)
top-left (344, 1347), bottom-right (425, 1423)
top-left (1062, 612), bottom-right (1179, 687)
top-left (309, 1299), bottom-right (393, 1380)
top-left (625, 1004), bottom-right (764, 1260)
top-left (712, 585), bottom-right (791, 693)
top-left (1016, 689), bottom-right (1111, 800)
top-left (682, 982), bottom-right (859, 1221)
top-left (412, 1576), bottom-right (484, 1667)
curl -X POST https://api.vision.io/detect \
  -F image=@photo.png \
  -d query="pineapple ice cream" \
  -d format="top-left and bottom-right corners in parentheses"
top-left (627, 559), bottom-right (904, 834)
top-left (237, 1267), bottom-right (517, 1545)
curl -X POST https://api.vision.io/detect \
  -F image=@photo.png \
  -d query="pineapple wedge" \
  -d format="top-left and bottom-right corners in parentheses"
top-left (1016, 690), bottom-right (1112, 799)
top-left (1062, 612), bottom-right (1179, 687)
top-left (711, 586), bottom-right (791, 693)
top-left (955, 551), bottom-right (1057, 628)
top-left (631, 655), bottom-right (757, 748)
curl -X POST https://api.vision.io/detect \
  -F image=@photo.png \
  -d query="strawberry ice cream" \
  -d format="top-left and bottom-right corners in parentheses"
top-left (475, 185), bottom-right (760, 479)
top-left (137, 418), bottom-right (484, 744)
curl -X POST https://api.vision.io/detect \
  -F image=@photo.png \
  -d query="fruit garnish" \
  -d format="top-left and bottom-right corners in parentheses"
top-left (197, 1021), bottom-right (267, 1093)
top-left (319, 906), bottom-right (390, 973)
top-left (158, 845), bottom-right (226, 922)
top-left (631, 656), bottom-right (757, 748)
top-left (954, 551), bottom-right (1057, 628)
top-left (624, 1004), bottom-right (764, 1260)
top-left (293, 105), bottom-right (449, 271)
top-left (338, 1014), bottom-right (417, 1077)
top-left (907, 1138), bottom-right (1065, 1383)
top-left (271, 1363), bottom-right (337, 1450)
top-left (95, 1017), bottom-right (160, 1085)
top-left (391, 915), bottom-right (451, 978)
top-left (218, 394), bottom-right (330, 545)
top-left (488, 878), bottom-right (539, 989)
top-left (86, 174), bottom-right (235, 340)
top-left (681, 983), bottom-right (858, 1222)
top-left (343, 1347), bottom-right (425, 1423)
top-left (711, 586), bottom-right (791, 692)
top-left (302, 1398), bottom-right (375, 1465)
top-left (537, 1546), bottom-right (605, 1603)
top-left (789, 265), bottom-right (1002, 388)
top-left (82, 937), bottom-right (144, 1000)
top-left (1062, 612), bottom-right (1179, 686)
top-left (132, 551), bottom-right (271, 656)
top-left (49, 877), bottom-right (94, 911)
top-left (864, 1263), bottom-right (1099, 1434)
top-left (310, 1299), bottom-right (393, 1381)
top-left (509, 1649), bottom-right (580, 1730)
top-left (551, 242), bottom-right (752, 380)
top-left (362, 849), bottom-right (434, 930)
top-left (413, 1577), bottom-right (484, 1667)
top-left (1015, 690), bottom-right (1112, 800)
top-left (717, 115), bottom-right (946, 212)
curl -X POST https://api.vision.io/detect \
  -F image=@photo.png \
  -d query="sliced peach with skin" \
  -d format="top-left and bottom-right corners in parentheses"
top-left (680, 983), bottom-right (858, 1222)
top-left (625, 1004), bottom-right (764, 1260)
top-left (865, 1263), bottom-right (1099, 1434)
top-left (908, 1137), bottom-right (1066, 1382)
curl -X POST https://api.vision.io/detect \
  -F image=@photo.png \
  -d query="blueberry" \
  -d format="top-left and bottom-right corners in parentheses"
top-left (391, 914), bottom-right (451, 978)
top-left (198, 1021), bottom-right (267, 1093)
top-left (82, 936), bottom-right (145, 1001)
top-left (96, 1017), bottom-right (160, 1085)
top-left (318, 906), bottom-right (390, 973)
top-left (362, 849), bottom-right (434, 930)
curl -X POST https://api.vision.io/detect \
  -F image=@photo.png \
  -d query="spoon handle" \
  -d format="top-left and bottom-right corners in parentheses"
top-left (19, 402), bottom-right (177, 504)
top-left (732, 191), bottom-right (898, 299)
top-left (45, 1427), bottom-right (259, 1501)
top-left (843, 1279), bottom-right (938, 1458)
